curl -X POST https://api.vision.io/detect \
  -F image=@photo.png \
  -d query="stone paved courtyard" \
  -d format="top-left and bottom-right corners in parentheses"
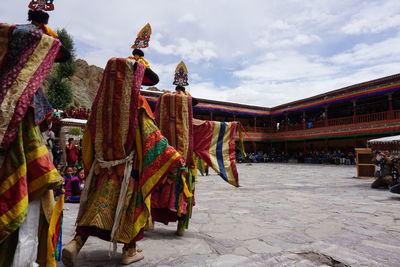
top-left (59, 163), bottom-right (400, 266)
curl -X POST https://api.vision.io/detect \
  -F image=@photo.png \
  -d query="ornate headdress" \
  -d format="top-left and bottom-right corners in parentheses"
top-left (28, 0), bottom-right (55, 11)
top-left (173, 61), bottom-right (189, 87)
top-left (28, 0), bottom-right (58, 37)
top-left (131, 23), bottom-right (152, 49)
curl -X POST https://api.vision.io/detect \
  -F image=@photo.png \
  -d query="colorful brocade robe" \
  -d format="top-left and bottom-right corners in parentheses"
top-left (76, 58), bottom-right (182, 244)
top-left (0, 23), bottom-right (61, 151)
top-left (0, 110), bottom-right (63, 267)
top-left (0, 22), bottom-right (63, 267)
top-left (152, 92), bottom-right (239, 228)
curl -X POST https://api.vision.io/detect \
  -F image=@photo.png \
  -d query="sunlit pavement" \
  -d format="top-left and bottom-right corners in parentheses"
top-left (59, 163), bottom-right (400, 266)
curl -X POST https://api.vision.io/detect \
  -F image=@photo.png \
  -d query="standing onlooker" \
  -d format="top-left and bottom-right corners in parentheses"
top-left (46, 127), bottom-right (55, 148)
top-left (52, 140), bottom-right (63, 166)
top-left (76, 139), bottom-right (83, 169)
top-left (66, 138), bottom-right (79, 166)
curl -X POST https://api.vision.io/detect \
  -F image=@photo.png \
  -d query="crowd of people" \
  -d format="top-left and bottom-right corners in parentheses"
top-left (4, 2), bottom-right (398, 266)
top-left (41, 112), bottom-right (87, 203)
top-left (237, 149), bottom-right (356, 165)
top-left (54, 165), bottom-right (86, 202)
top-left (51, 108), bottom-right (90, 136)
top-left (48, 137), bottom-right (86, 202)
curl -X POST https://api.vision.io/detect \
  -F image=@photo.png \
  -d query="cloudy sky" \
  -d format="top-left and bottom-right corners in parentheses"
top-left (2, 0), bottom-right (400, 107)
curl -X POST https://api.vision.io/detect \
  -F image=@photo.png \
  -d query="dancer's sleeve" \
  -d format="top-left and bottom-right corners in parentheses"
top-left (82, 126), bottom-right (94, 173)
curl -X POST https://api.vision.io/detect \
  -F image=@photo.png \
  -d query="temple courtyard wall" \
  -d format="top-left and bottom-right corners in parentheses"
top-left (60, 164), bottom-right (400, 266)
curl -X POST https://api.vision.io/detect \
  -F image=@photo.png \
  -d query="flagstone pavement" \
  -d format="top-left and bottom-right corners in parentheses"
top-left (59, 163), bottom-right (400, 266)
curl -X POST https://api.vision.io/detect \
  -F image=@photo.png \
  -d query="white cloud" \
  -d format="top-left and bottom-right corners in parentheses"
top-left (342, 1), bottom-right (400, 34)
top-left (2, 0), bottom-right (400, 108)
top-left (233, 51), bottom-right (338, 82)
top-left (149, 62), bottom-right (177, 91)
top-left (257, 33), bottom-right (321, 49)
top-left (152, 37), bottom-right (217, 63)
top-left (190, 73), bottom-right (202, 82)
top-left (178, 14), bottom-right (197, 23)
top-left (190, 60), bottom-right (400, 107)
top-left (330, 34), bottom-right (400, 66)
top-left (177, 39), bottom-right (217, 63)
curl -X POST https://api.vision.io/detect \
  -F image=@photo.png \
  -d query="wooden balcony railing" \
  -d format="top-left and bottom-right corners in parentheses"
top-left (394, 110), bottom-right (400, 119)
top-left (355, 111), bottom-right (387, 123)
top-left (328, 116), bottom-right (353, 126)
top-left (242, 126), bottom-right (273, 133)
top-left (242, 110), bottom-right (400, 133)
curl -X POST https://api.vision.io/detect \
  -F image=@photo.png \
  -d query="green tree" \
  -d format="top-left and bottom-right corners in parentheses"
top-left (46, 28), bottom-right (76, 110)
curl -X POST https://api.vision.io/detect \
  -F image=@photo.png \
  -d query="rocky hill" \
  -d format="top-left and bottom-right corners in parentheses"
top-left (69, 59), bottom-right (104, 108)
top-left (54, 59), bottom-right (166, 109)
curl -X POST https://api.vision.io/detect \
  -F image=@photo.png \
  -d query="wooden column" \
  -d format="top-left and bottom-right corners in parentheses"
top-left (254, 116), bottom-right (257, 132)
top-left (303, 140), bottom-right (307, 154)
top-left (352, 100), bottom-right (357, 124)
top-left (60, 126), bottom-right (67, 166)
top-left (210, 111), bottom-right (213, 121)
top-left (233, 114), bottom-right (236, 121)
top-left (302, 111), bottom-right (306, 130)
top-left (388, 93), bottom-right (393, 120)
top-left (324, 105), bottom-right (328, 127)
top-left (285, 113), bottom-right (288, 131)
top-left (284, 141), bottom-right (288, 154)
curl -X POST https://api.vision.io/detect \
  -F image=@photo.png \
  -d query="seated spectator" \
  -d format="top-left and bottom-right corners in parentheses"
top-left (263, 153), bottom-right (268, 162)
top-left (371, 151), bottom-right (393, 189)
top-left (347, 151), bottom-right (355, 165)
top-left (53, 165), bottom-right (66, 198)
top-left (56, 164), bottom-right (63, 174)
top-left (236, 152), bottom-right (245, 163)
top-left (248, 152), bottom-right (254, 163)
top-left (254, 152), bottom-right (262, 163)
top-left (65, 168), bottom-right (85, 203)
top-left (63, 166), bottom-right (76, 189)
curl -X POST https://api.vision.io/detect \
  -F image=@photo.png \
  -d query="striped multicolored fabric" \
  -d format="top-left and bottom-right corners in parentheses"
top-left (0, 23), bottom-right (61, 151)
top-left (78, 58), bottom-right (182, 244)
top-left (152, 92), bottom-right (239, 230)
top-left (88, 57), bottom-right (145, 159)
top-left (46, 190), bottom-right (64, 266)
top-left (155, 92), bottom-right (194, 164)
top-left (0, 110), bottom-right (63, 243)
top-left (78, 107), bottom-right (181, 244)
top-left (193, 120), bottom-right (240, 187)
top-left (152, 92), bottom-right (195, 226)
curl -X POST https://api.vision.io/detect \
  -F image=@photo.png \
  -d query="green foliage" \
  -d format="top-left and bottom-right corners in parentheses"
top-left (46, 76), bottom-right (74, 110)
top-left (68, 127), bottom-right (82, 136)
top-left (46, 28), bottom-right (76, 110)
top-left (58, 60), bottom-right (76, 79)
top-left (57, 29), bottom-right (75, 54)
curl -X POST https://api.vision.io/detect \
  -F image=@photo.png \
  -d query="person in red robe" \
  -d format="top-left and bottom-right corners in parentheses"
top-left (66, 137), bottom-right (79, 166)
